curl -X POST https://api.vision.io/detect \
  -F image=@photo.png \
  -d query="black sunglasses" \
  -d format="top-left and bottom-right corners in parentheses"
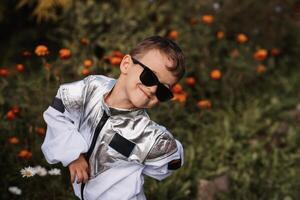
top-left (132, 57), bottom-right (174, 102)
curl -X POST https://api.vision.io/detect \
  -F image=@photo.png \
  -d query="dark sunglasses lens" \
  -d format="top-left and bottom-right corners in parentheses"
top-left (140, 68), bottom-right (158, 86)
top-left (156, 84), bottom-right (174, 101)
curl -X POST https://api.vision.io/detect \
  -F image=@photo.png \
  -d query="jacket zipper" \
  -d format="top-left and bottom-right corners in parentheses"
top-left (81, 111), bottom-right (110, 200)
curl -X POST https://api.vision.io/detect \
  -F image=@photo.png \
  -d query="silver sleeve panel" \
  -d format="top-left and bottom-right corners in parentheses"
top-left (146, 131), bottom-right (178, 162)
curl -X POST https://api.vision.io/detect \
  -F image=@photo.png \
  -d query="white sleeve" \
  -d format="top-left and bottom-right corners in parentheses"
top-left (41, 79), bottom-right (90, 167)
top-left (142, 140), bottom-right (184, 181)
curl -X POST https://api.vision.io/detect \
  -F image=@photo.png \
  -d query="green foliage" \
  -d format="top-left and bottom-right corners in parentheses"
top-left (1, 0), bottom-right (300, 199)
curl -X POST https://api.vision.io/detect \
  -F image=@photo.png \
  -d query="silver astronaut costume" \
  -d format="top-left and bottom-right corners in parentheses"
top-left (41, 75), bottom-right (183, 200)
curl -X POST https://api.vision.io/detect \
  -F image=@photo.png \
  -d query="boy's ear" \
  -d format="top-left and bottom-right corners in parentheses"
top-left (120, 55), bottom-right (131, 74)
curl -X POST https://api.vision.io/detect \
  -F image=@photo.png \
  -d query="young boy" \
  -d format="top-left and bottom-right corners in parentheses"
top-left (41, 36), bottom-right (185, 200)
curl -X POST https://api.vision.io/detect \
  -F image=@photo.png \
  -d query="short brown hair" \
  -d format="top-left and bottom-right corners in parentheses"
top-left (130, 36), bottom-right (185, 81)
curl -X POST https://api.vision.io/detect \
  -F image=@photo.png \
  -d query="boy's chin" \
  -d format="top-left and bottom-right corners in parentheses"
top-left (130, 99), bottom-right (152, 109)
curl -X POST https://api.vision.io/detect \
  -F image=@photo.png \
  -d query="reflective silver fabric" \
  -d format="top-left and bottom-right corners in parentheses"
top-left (58, 75), bottom-right (178, 179)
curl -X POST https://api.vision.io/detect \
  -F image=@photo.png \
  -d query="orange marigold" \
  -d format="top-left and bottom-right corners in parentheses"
top-left (59, 48), bottom-right (72, 59)
top-left (271, 48), bottom-right (280, 57)
top-left (18, 150), bottom-right (32, 159)
top-left (110, 57), bottom-right (122, 66)
top-left (201, 15), bottom-right (214, 25)
top-left (253, 49), bottom-right (268, 61)
top-left (168, 30), bottom-right (178, 40)
top-left (256, 64), bottom-right (266, 74)
top-left (9, 136), bottom-right (19, 145)
top-left (185, 77), bottom-right (196, 87)
top-left (83, 59), bottom-right (93, 68)
top-left (80, 37), bottom-right (90, 45)
top-left (197, 100), bottom-right (212, 109)
top-left (0, 68), bottom-right (9, 77)
top-left (6, 110), bottom-right (16, 121)
top-left (36, 127), bottom-right (46, 136)
top-left (16, 64), bottom-right (25, 73)
top-left (11, 106), bottom-right (20, 114)
top-left (82, 68), bottom-right (90, 76)
top-left (35, 45), bottom-right (49, 56)
top-left (236, 33), bottom-right (248, 43)
top-left (210, 69), bottom-right (222, 80)
top-left (172, 92), bottom-right (187, 103)
top-left (217, 31), bottom-right (225, 40)
top-left (112, 51), bottom-right (124, 58)
top-left (172, 84), bottom-right (183, 94)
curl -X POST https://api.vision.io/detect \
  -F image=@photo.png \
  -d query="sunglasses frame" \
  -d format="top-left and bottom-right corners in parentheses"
top-left (131, 57), bottom-right (174, 102)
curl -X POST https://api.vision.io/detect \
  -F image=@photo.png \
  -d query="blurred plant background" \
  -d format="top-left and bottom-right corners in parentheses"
top-left (1, 0), bottom-right (300, 199)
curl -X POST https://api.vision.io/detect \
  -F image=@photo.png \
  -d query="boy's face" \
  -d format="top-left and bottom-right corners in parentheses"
top-left (121, 49), bottom-right (178, 109)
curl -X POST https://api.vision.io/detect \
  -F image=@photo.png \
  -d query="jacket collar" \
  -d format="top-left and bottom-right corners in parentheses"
top-left (101, 79), bottom-right (146, 117)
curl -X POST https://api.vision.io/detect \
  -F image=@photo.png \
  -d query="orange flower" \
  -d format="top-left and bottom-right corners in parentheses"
top-left (256, 64), bottom-right (266, 74)
top-left (59, 48), bottom-right (72, 59)
top-left (201, 15), bottom-right (214, 25)
top-left (172, 84), bottom-right (183, 94)
top-left (82, 68), bottom-right (90, 76)
top-left (271, 48), bottom-right (280, 57)
top-left (185, 77), bottom-right (196, 87)
top-left (80, 37), bottom-right (90, 45)
top-left (112, 51), bottom-right (124, 58)
top-left (16, 64), bottom-right (25, 73)
top-left (0, 68), bottom-right (9, 77)
top-left (217, 31), bottom-right (225, 40)
top-left (6, 110), bottom-right (16, 121)
top-left (18, 150), bottom-right (32, 159)
top-left (168, 30), bottom-right (178, 40)
top-left (11, 106), bottom-right (20, 114)
top-left (236, 33), bottom-right (248, 43)
top-left (172, 92), bottom-right (187, 103)
top-left (108, 57), bottom-right (122, 66)
top-left (253, 49), bottom-right (268, 61)
top-left (9, 136), bottom-right (19, 145)
top-left (36, 127), bottom-right (46, 136)
top-left (83, 59), bottom-right (93, 68)
top-left (197, 100), bottom-right (212, 109)
top-left (189, 17), bottom-right (197, 25)
top-left (210, 69), bottom-right (222, 80)
top-left (35, 45), bottom-right (49, 56)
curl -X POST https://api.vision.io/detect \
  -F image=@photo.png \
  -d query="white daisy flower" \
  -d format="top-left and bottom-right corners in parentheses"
top-left (20, 166), bottom-right (36, 178)
top-left (213, 2), bottom-right (220, 10)
top-left (34, 165), bottom-right (47, 176)
top-left (8, 186), bottom-right (22, 195)
top-left (48, 168), bottom-right (61, 175)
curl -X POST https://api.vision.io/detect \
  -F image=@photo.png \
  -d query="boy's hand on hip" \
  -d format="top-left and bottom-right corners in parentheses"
top-left (68, 154), bottom-right (90, 184)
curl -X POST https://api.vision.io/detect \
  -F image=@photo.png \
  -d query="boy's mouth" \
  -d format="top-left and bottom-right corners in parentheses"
top-left (137, 85), bottom-right (150, 99)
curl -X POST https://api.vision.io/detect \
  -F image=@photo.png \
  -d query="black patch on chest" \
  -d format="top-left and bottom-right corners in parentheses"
top-left (109, 133), bottom-right (135, 157)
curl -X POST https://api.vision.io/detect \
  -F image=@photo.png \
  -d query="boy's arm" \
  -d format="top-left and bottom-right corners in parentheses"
top-left (41, 78), bottom-right (89, 167)
top-left (143, 132), bottom-right (184, 181)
